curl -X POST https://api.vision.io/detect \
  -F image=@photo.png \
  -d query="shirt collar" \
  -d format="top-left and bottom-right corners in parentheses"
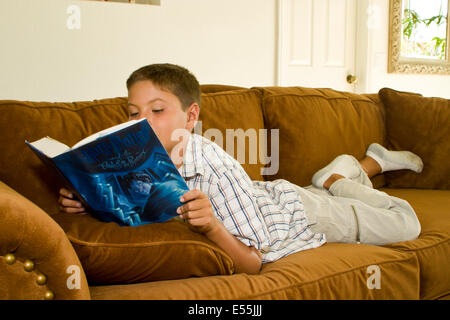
top-left (178, 133), bottom-right (205, 178)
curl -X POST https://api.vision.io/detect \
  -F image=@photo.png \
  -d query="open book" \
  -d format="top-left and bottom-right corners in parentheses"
top-left (26, 118), bottom-right (189, 226)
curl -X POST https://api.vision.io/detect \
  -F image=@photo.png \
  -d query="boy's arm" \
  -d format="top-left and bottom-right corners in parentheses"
top-left (177, 189), bottom-right (263, 275)
top-left (205, 222), bottom-right (263, 275)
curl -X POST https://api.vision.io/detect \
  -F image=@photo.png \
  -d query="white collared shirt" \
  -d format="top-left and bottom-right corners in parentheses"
top-left (178, 133), bottom-right (326, 263)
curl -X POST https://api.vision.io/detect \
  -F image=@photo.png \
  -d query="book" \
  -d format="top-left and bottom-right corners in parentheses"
top-left (26, 118), bottom-right (189, 226)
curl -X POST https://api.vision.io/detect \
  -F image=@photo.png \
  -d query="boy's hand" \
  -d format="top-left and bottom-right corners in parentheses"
top-left (58, 187), bottom-right (87, 214)
top-left (177, 189), bottom-right (219, 235)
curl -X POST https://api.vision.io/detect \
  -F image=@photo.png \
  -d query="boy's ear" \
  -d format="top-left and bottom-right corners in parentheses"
top-left (185, 102), bottom-right (200, 132)
top-left (187, 103), bottom-right (200, 122)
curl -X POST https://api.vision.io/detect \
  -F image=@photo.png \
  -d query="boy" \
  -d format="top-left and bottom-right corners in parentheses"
top-left (59, 63), bottom-right (422, 275)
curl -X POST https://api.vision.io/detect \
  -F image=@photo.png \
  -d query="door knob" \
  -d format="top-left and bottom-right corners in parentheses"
top-left (346, 75), bottom-right (357, 84)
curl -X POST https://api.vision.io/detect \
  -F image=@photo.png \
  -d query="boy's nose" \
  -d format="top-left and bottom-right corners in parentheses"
top-left (138, 115), bottom-right (152, 126)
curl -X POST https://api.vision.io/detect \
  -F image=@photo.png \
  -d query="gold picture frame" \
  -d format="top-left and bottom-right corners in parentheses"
top-left (388, 0), bottom-right (450, 74)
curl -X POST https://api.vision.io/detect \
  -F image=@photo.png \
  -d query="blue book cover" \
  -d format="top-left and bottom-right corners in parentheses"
top-left (26, 119), bottom-right (189, 226)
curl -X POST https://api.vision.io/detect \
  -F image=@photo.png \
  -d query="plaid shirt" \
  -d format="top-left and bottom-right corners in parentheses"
top-left (178, 133), bottom-right (326, 263)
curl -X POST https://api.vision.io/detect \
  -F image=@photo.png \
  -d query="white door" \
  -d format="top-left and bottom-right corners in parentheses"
top-left (277, 0), bottom-right (358, 91)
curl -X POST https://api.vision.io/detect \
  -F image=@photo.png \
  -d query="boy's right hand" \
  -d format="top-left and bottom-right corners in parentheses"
top-left (58, 187), bottom-right (87, 214)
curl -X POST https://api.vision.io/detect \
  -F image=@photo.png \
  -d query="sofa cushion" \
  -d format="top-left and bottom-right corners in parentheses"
top-left (52, 213), bottom-right (234, 285)
top-left (381, 188), bottom-right (450, 299)
top-left (0, 98), bottom-right (129, 216)
top-left (89, 242), bottom-right (419, 299)
top-left (198, 89), bottom-right (266, 181)
top-left (255, 87), bottom-right (386, 187)
top-left (379, 88), bottom-right (450, 189)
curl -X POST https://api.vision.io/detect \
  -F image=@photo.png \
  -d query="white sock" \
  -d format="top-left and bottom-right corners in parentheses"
top-left (366, 143), bottom-right (423, 173)
top-left (312, 155), bottom-right (360, 189)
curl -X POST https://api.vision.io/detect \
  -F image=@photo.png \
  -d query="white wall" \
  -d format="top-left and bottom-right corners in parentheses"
top-left (1, 0), bottom-right (448, 102)
top-left (356, 0), bottom-right (450, 99)
top-left (0, 0), bottom-right (277, 101)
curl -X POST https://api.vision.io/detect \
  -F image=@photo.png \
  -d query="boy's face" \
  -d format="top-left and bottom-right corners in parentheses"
top-left (127, 80), bottom-right (199, 162)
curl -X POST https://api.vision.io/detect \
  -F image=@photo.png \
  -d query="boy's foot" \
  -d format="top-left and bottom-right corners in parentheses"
top-left (312, 155), bottom-right (360, 189)
top-left (365, 143), bottom-right (423, 173)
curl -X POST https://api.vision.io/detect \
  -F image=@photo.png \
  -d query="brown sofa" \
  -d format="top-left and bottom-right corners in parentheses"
top-left (0, 85), bottom-right (449, 300)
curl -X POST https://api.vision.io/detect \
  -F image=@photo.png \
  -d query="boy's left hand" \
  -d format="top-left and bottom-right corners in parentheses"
top-left (177, 189), bottom-right (219, 235)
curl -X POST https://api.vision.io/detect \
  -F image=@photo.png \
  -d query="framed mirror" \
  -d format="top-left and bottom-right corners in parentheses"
top-left (388, 0), bottom-right (450, 74)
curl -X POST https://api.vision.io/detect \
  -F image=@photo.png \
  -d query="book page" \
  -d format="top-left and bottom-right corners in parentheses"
top-left (71, 119), bottom-right (146, 149)
top-left (29, 137), bottom-right (70, 158)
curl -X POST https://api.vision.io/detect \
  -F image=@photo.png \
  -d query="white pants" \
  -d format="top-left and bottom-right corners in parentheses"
top-left (291, 175), bottom-right (421, 245)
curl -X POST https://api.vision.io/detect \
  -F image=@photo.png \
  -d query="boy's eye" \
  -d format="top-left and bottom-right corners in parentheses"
top-left (153, 109), bottom-right (163, 113)
top-left (129, 112), bottom-right (139, 118)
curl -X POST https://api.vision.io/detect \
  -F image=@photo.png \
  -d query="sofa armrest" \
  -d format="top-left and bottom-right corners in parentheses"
top-left (0, 181), bottom-right (91, 300)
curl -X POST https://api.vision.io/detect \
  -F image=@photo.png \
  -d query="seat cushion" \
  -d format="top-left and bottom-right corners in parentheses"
top-left (379, 88), bottom-right (450, 189)
top-left (53, 212), bottom-right (234, 285)
top-left (255, 87), bottom-right (386, 187)
top-left (380, 188), bottom-right (450, 299)
top-left (89, 243), bottom-right (419, 300)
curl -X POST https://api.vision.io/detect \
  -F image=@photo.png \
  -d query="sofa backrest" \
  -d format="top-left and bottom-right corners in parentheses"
top-left (255, 87), bottom-right (387, 187)
top-left (0, 98), bottom-right (130, 216)
top-left (0, 85), bottom-right (387, 216)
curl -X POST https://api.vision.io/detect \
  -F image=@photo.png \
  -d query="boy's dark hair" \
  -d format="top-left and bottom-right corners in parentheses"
top-left (126, 63), bottom-right (201, 111)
